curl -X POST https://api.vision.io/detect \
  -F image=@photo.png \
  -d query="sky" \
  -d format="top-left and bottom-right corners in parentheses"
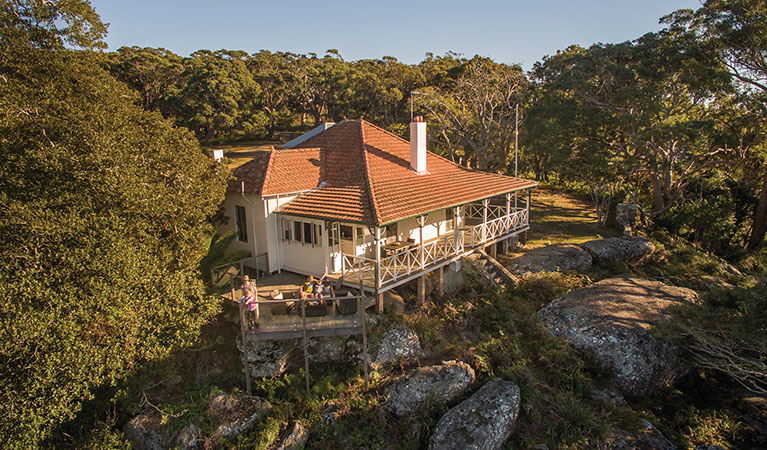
top-left (91, 0), bottom-right (703, 70)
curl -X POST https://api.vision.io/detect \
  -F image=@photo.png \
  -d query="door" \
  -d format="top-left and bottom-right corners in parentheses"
top-left (327, 222), bottom-right (342, 272)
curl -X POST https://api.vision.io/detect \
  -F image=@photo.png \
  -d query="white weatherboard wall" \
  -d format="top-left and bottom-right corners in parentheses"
top-left (264, 194), bottom-right (298, 273)
top-left (280, 215), bottom-right (327, 276)
top-left (220, 192), bottom-right (267, 260)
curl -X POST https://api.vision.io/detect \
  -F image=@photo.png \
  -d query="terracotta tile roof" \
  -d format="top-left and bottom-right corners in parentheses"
top-left (231, 119), bottom-right (537, 225)
top-left (228, 152), bottom-right (270, 194)
top-left (261, 147), bottom-right (323, 196)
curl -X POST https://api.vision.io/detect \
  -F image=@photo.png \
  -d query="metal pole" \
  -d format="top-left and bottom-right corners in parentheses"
top-left (515, 104), bottom-right (519, 210)
top-left (233, 281), bottom-right (252, 396)
top-left (359, 277), bottom-right (369, 389)
top-left (374, 227), bottom-right (382, 314)
top-left (302, 298), bottom-right (310, 392)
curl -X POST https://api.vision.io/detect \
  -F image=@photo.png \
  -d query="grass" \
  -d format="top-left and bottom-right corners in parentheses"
top-left (525, 188), bottom-right (621, 248)
top-left (204, 140), bottom-right (278, 170)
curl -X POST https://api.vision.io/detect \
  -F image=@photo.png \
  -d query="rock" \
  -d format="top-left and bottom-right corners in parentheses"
top-left (425, 262), bottom-right (467, 294)
top-left (428, 378), bottom-right (521, 450)
top-left (694, 446), bottom-right (726, 450)
top-left (308, 336), bottom-right (362, 364)
top-left (701, 275), bottom-right (735, 290)
top-left (273, 422), bottom-right (308, 450)
top-left (208, 393), bottom-right (271, 438)
top-left (384, 361), bottom-right (475, 417)
top-left (238, 339), bottom-right (294, 378)
top-left (373, 329), bottom-right (421, 369)
top-left (507, 244), bottom-right (592, 275)
top-left (579, 237), bottom-right (655, 264)
top-left (539, 275), bottom-right (696, 396)
top-left (384, 290), bottom-right (406, 313)
top-left (174, 423), bottom-right (200, 449)
top-left (123, 413), bottom-right (167, 450)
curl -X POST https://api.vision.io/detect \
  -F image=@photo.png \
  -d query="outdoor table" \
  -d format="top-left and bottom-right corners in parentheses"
top-left (381, 240), bottom-right (413, 257)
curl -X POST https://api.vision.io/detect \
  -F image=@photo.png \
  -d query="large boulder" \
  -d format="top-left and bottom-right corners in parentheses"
top-left (273, 422), bottom-right (308, 450)
top-left (384, 361), bottom-right (475, 417)
top-left (429, 378), bottom-right (521, 450)
top-left (208, 393), bottom-right (271, 438)
top-left (538, 275), bottom-right (697, 396)
top-left (238, 339), bottom-right (294, 378)
top-left (122, 413), bottom-right (167, 450)
top-left (308, 336), bottom-right (362, 364)
top-left (507, 244), bottom-right (592, 275)
top-left (373, 328), bottom-right (421, 369)
top-left (579, 237), bottom-right (655, 264)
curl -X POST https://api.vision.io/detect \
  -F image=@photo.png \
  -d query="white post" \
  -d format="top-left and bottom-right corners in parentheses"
top-left (482, 199), bottom-right (489, 243)
top-left (453, 206), bottom-right (460, 252)
top-left (418, 216), bottom-right (425, 269)
top-left (374, 226), bottom-right (382, 294)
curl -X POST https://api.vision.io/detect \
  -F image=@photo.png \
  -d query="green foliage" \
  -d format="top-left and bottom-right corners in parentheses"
top-left (0, 8), bottom-right (229, 447)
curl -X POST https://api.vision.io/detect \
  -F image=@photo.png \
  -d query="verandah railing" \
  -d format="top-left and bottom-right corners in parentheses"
top-left (341, 207), bottom-right (529, 288)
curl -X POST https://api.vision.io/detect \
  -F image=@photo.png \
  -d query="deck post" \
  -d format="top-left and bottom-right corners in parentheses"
top-left (360, 296), bottom-right (369, 389)
top-left (301, 298), bottom-right (310, 392)
top-left (453, 206), bottom-right (460, 252)
top-left (526, 189), bottom-right (531, 224)
top-left (233, 283), bottom-right (252, 396)
top-left (482, 198), bottom-right (489, 243)
top-left (418, 216), bottom-right (425, 269)
top-left (418, 275), bottom-right (426, 304)
top-left (438, 266), bottom-right (444, 296)
top-left (506, 192), bottom-right (511, 216)
top-left (375, 227), bottom-right (382, 314)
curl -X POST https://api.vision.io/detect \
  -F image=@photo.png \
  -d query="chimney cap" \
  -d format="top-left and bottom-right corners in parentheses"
top-left (413, 115), bottom-right (424, 123)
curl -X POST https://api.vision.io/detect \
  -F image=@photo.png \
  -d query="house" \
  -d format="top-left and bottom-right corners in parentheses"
top-left (219, 117), bottom-right (537, 312)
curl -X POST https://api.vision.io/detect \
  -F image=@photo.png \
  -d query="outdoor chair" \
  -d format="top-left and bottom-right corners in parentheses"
top-left (304, 303), bottom-right (328, 317)
top-left (269, 290), bottom-right (289, 316)
top-left (337, 292), bottom-right (358, 316)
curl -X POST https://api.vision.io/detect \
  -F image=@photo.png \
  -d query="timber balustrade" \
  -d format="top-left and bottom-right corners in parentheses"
top-left (341, 206), bottom-right (529, 289)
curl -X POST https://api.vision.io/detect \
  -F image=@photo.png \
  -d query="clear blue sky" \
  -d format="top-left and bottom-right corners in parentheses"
top-left (91, 0), bottom-right (702, 70)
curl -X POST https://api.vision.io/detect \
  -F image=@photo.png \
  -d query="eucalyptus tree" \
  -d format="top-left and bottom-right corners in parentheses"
top-left (532, 30), bottom-right (732, 217)
top-left (420, 56), bottom-right (529, 171)
top-left (665, 0), bottom-right (767, 248)
top-left (109, 46), bottom-right (185, 114)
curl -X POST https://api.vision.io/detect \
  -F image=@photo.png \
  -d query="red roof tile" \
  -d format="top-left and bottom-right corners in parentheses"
top-left (228, 152), bottom-right (270, 194)
top-left (231, 119), bottom-right (537, 225)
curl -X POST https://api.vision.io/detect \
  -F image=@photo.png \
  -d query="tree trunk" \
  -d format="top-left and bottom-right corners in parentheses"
top-left (651, 176), bottom-right (665, 215)
top-left (747, 166), bottom-right (767, 250)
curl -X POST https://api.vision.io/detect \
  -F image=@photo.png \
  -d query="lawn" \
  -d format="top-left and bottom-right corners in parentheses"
top-left (524, 188), bottom-right (620, 249)
top-left (205, 140), bottom-right (278, 169)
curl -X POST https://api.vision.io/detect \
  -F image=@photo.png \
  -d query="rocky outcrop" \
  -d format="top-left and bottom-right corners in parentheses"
top-left (175, 424), bottom-right (200, 449)
top-left (273, 422), bottom-right (308, 450)
top-left (539, 275), bottom-right (697, 396)
top-left (429, 378), bottom-right (521, 450)
top-left (123, 413), bottom-right (167, 450)
top-left (579, 237), bottom-right (655, 264)
top-left (507, 244), bottom-right (592, 275)
top-left (238, 339), bottom-right (294, 378)
top-left (308, 336), bottom-right (362, 364)
top-left (208, 393), bottom-right (271, 438)
top-left (384, 361), bottom-right (475, 417)
top-left (373, 328), bottom-right (421, 369)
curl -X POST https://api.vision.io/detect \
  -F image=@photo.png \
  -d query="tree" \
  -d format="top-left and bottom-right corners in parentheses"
top-left (248, 50), bottom-right (296, 139)
top-left (532, 31), bottom-right (733, 217)
top-left (109, 46), bottom-right (185, 113)
top-left (665, 0), bottom-right (767, 248)
top-left (420, 56), bottom-right (529, 171)
top-left (169, 49), bottom-right (263, 143)
top-left (0, 2), bottom-right (229, 447)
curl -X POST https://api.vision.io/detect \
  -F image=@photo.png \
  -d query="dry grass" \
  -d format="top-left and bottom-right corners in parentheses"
top-left (523, 188), bottom-right (620, 250)
top-left (205, 141), bottom-right (278, 169)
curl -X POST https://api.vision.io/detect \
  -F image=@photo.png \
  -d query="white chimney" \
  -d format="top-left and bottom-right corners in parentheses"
top-left (410, 116), bottom-right (428, 174)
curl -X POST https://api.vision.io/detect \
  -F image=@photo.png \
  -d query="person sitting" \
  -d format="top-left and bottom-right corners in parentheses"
top-left (313, 274), bottom-right (328, 299)
top-left (300, 275), bottom-right (317, 300)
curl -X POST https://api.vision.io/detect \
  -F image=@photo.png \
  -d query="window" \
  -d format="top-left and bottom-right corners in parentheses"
top-left (293, 221), bottom-right (302, 243)
top-left (235, 205), bottom-right (248, 242)
top-left (385, 223), bottom-right (398, 239)
top-left (340, 225), bottom-right (353, 241)
top-left (328, 223), bottom-right (338, 247)
top-left (446, 208), bottom-right (455, 231)
top-left (283, 219), bottom-right (291, 241)
top-left (303, 222), bottom-right (313, 245)
top-left (356, 227), bottom-right (364, 245)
